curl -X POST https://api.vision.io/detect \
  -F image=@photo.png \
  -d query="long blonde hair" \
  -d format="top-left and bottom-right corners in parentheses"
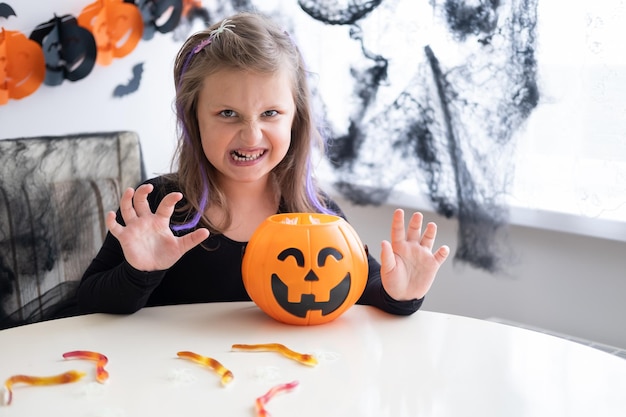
top-left (169, 11), bottom-right (332, 234)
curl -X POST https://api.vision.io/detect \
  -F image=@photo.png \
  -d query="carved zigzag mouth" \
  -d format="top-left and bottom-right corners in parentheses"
top-left (271, 273), bottom-right (351, 318)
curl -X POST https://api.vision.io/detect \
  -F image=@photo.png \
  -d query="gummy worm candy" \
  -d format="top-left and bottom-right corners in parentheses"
top-left (63, 350), bottom-right (109, 383)
top-left (2, 370), bottom-right (86, 406)
top-left (255, 380), bottom-right (299, 417)
top-left (231, 343), bottom-right (318, 367)
top-left (176, 351), bottom-right (234, 386)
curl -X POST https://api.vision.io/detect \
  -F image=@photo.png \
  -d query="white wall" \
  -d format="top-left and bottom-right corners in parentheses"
top-left (3, 0), bottom-right (625, 349)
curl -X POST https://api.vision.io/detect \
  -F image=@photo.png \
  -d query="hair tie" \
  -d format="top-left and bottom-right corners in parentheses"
top-left (178, 19), bottom-right (235, 90)
top-left (192, 18), bottom-right (236, 54)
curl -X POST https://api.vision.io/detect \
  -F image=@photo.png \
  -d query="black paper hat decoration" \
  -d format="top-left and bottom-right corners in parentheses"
top-left (126, 0), bottom-right (183, 40)
top-left (29, 14), bottom-right (97, 86)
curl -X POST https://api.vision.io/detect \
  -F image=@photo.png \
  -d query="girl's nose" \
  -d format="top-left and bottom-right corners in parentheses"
top-left (240, 119), bottom-right (263, 144)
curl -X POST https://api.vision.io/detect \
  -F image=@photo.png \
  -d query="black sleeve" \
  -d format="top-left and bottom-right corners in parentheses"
top-left (324, 197), bottom-right (424, 315)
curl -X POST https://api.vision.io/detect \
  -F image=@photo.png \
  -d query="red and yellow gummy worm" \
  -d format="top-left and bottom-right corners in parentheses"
top-left (231, 343), bottom-right (318, 367)
top-left (255, 380), bottom-right (299, 417)
top-left (176, 351), bottom-right (234, 386)
top-left (2, 370), bottom-right (86, 406)
top-left (63, 350), bottom-right (109, 383)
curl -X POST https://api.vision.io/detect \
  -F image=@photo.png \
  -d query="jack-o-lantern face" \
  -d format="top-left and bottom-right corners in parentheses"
top-left (0, 29), bottom-right (45, 104)
top-left (242, 213), bottom-right (368, 325)
top-left (272, 245), bottom-right (352, 318)
top-left (78, 0), bottom-right (144, 66)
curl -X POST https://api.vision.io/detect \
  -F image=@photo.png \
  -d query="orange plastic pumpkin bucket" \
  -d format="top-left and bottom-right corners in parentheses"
top-left (242, 213), bottom-right (368, 325)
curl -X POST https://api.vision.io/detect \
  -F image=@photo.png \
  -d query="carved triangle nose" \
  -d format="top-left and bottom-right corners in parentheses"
top-left (304, 270), bottom-right (319, 281)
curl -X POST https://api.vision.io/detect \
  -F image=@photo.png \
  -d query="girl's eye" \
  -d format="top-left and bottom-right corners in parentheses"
top-left (219, 110), bottom-right (237, 118)
top-left (262, 110), bottom-right (278, 117)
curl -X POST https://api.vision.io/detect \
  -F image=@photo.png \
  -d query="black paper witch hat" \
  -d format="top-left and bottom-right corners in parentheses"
top-left (30, 14), bottom-right (97, 86)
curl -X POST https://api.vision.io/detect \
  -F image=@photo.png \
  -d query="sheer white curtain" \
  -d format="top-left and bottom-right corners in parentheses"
top-left (511, 1), bottom-right (626, 226)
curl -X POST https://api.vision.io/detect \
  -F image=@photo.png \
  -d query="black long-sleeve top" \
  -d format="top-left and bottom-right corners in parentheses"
top-left (77, 176), bottom-right (423, 316)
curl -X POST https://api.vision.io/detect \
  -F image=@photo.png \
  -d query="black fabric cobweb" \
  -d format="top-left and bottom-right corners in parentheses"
top-left (302, 0), bottom-right (539, 272)
top-left (0, 136), bottom-right (125, 329)
top-left (0, 281), bottom-right (79, 330)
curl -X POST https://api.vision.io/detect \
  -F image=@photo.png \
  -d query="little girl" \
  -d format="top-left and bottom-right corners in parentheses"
top-left (77, 11), bottom-right (449, 316)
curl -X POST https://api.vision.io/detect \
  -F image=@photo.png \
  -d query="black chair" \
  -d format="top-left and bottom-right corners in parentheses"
top-left (0, 131), bottom-right (144, 329)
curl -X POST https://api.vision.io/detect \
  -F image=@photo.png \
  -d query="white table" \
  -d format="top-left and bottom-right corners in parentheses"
top-left (0, 302), bottom-right (625, 417)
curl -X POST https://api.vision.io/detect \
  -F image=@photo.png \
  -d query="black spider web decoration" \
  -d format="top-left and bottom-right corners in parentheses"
top-left (0, 133), bottom-right (139, 329)
top-left (301, 0), bottom-right (540, 272)
top-left (0, 145), bottom-right (90, 329)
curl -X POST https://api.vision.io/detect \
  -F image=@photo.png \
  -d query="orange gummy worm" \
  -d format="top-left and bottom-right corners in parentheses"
top-left (176, 351), bottom-right (234, 386)
top-left (255, 380), bottom-right (299, 417)
top-left (231, 343), bottom-right (318, 367)
top-left (2, 370), bottom-right (86, 406)
top-left (63, 350), bottom-right (109, 383)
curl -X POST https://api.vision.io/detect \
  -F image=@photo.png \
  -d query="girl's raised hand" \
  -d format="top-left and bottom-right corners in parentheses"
top-left (106, 184), bottom-right (210, 271)
top-left (379, 209), bottom-right (449, 301)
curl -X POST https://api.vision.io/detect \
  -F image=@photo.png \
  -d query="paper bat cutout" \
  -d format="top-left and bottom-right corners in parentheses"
top-left (113, 62), bottom-right (143, 97)
top-left (0, 3), bottom-right (16, 19)
top-left (29, 14), bottom-right (97, 86)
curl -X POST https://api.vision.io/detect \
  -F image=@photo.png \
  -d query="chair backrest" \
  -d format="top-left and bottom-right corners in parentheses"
top-left (0, 131), bottom-right (144, 329)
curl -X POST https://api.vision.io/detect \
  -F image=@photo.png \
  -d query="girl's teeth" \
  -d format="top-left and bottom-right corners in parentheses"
top-left (232, 150), bottom-right (263, 161)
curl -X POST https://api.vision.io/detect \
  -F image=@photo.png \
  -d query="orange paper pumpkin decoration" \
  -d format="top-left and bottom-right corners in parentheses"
top-left (0, 29), bottom-right (45, 105)
top-left (77, 0), bottom-right (144, 66)
top-left (242, 213), bottom-right (368, 326)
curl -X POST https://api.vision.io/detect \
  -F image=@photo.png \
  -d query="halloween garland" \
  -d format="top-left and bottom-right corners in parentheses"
top-left (0, 0), bottom-right (201, 105)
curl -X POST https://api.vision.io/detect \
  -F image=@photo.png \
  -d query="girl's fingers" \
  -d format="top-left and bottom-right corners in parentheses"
top-left (155, 192), bottom-right (183, 219)
top-left (181, 228), bottom-right (211, 252)
top-left (119, 187), bottom-right (138, 223)
top-left (405, 212), bottom-right (424, 242)
top-left (132, 184), bottom-right (155, 217)
top-left (391, 209), bottom-right (439, 251)
top-left (420, 222), bottom-right (438, 250)
top-left (379, 240), bottom-right (396, 276)
top-left (390, 209), bottom-right (406, 245)
top-left (105, 211), bottom-right (123, 238)
top-left (434, 245), bottom-right (450, 265)
top-left (111, 189), bottom-right (186, 234)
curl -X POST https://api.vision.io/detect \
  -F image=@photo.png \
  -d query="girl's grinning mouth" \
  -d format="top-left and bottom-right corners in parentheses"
top-left (231, 150), bottom-right (265, 161)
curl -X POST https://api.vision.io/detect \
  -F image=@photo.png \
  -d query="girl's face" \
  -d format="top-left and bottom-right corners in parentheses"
top-left (197, 68), bottom-right (295, 188)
